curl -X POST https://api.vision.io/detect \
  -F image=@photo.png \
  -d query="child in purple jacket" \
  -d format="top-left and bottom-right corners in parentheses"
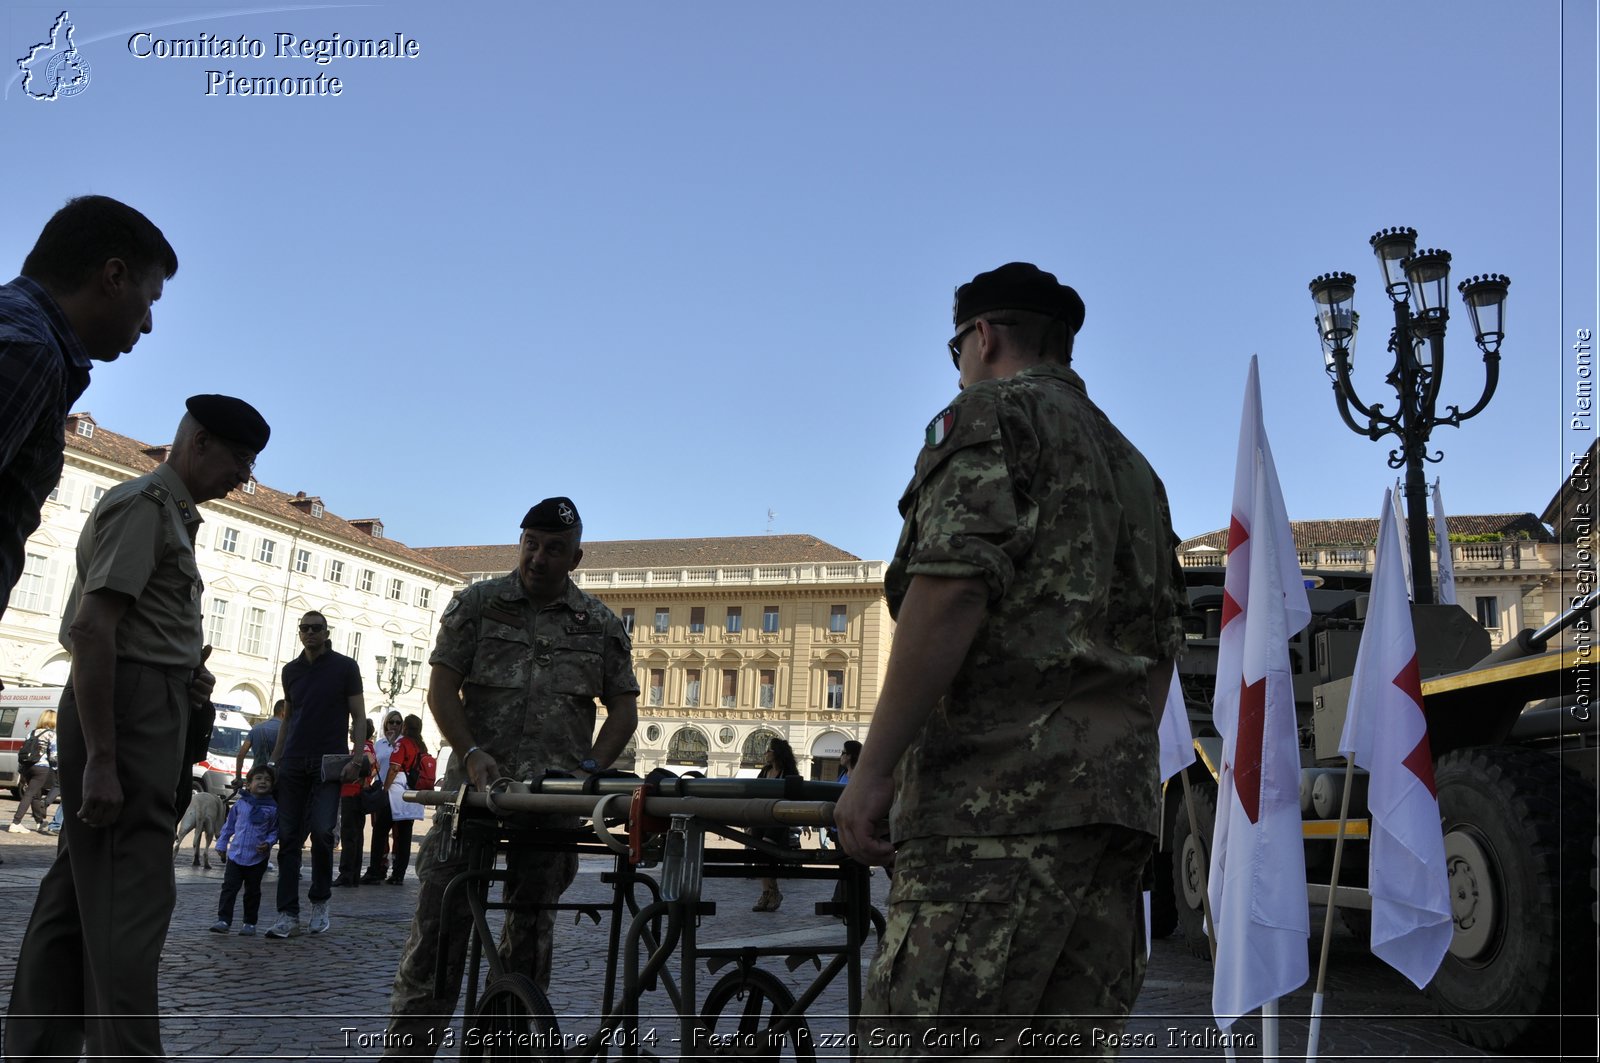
top-left (212, 764), bottom-right (280, 935)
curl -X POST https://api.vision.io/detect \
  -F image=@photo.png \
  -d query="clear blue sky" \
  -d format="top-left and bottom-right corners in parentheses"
top-left (5, 1), bottom-right (1595, 561)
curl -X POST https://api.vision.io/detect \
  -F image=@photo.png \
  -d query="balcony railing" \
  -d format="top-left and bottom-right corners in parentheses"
top-left (1181, 540), bottom-right (1553, 574)
top-left (577, 560), bottom-right (885, 590)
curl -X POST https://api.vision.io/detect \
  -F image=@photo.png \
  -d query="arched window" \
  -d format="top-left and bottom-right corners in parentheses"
top-left (741, 729), bottom-right (782, 768)
top-left (667, 727), bottom-right (709, 767)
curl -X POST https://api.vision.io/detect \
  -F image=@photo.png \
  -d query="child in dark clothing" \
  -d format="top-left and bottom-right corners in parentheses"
top-left (212, 764), bottom-right (280, 935)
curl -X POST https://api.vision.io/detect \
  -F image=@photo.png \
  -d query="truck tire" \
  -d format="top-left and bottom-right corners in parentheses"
top-left (1169, 774), bottom-right (1218, 961)
top-left (1426, 745), bottom-right (1597, 1053)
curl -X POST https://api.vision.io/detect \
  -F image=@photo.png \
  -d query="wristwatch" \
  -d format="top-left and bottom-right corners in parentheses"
top-left (578, 758), bottom-right (599, 774)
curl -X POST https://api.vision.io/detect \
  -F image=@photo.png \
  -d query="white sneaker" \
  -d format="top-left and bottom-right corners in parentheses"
top-left (264, 913), bottom-right (300, 939)
top-left (6, 823), bottom-right (29, 834)
top-left (307, 901), bottom-right (330, 935)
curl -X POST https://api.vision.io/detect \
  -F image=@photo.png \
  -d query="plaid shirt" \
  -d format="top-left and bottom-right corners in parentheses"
top-left (0, 276), bottom-right (92, 618)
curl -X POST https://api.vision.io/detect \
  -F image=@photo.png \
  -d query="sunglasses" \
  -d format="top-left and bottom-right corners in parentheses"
top-left (947, 323), bottom-right (977, 369)
top-left (298, 623), bottom-right (326, 633)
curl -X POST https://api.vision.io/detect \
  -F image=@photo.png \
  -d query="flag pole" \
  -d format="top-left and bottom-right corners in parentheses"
top-left (1307, 755), bottom-right (1361, 1062)
top-left (1179, 767), bottom-right (1236, 1059)
top-left (1262, 997), bottom-right (1280, 1063)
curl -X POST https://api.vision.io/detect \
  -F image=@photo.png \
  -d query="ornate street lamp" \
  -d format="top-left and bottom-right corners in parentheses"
top-left (1310, 227), bottom-right (1509, 604)
top-left (374, 652), bottom-right (421, 709)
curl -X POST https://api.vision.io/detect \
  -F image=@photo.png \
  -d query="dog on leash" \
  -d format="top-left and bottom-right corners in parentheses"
top-left (174, 791), bottom-right (228, 869)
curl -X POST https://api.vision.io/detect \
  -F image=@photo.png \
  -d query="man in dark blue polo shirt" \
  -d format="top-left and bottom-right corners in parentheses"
top-left (267, 609), bottom-right (364, 939)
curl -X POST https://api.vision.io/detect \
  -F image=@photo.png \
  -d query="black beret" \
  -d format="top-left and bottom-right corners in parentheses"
top-left (953, 262), bottom-right (1086, 335)
top-left (521, 496), bottom-right (581, 531)
top-left (185, 394), bottom-right (270, 452)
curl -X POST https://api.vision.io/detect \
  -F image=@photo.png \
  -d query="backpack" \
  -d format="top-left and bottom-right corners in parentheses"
top-left (17, 729), bottom-right (43, 769)
top-left (412, 751), bottom-right (438, 791)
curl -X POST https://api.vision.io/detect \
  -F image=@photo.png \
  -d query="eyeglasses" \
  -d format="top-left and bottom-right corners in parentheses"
top-left (947, 324), bottom-right (977, 369)
top-left (298, 623), bottom-right (326, 633)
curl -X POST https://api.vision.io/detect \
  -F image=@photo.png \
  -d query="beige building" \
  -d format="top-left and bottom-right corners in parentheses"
top-left (1178, 512), bottom-right (1563, 647)
top-left (1, 414), bottom-right (465, 741)
top-left (417, 537), bottom-right (892, 779)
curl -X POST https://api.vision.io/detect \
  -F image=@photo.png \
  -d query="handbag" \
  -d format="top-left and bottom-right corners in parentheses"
top-left (359, 782), bottom-right (388, 814)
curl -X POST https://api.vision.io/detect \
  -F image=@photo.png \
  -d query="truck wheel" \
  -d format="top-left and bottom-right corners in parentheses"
top-left (1169, 774), bottom-right (1218, 961)
top-left (1427, 745), bottom-right (1597, 1053)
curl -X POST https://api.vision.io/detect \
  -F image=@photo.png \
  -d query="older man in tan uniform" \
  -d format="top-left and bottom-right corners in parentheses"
top-left (5, 394), bottom-right (269, 1063)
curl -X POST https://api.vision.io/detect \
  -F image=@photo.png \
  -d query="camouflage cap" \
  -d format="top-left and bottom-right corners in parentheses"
top-left (521, 496), bottom-right (581, 531)
top-left (954, 262), bottom-right (1085, 335)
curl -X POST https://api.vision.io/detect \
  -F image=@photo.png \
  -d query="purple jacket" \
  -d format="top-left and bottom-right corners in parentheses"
top-left (216, 792), bottom-right (278, 866)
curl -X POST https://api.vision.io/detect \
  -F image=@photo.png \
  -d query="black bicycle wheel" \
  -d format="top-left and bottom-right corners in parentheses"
top-left (695, 966), bottom-right (816, 1061)
top-left (463, 973), bottom-right (564, 1061)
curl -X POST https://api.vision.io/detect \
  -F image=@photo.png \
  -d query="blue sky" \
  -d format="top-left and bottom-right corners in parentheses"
top-left (4, 1), bottom-right (1595, 562)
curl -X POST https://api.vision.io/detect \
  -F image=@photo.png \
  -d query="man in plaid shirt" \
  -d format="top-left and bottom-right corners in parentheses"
top-left (0, 196), bottom-right (177, 624)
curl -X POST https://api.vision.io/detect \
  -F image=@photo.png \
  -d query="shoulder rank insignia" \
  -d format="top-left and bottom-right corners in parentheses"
top-left (925, 406), bottom-right (956, 448)
top-left (140, 484), bottom-right (170, 505)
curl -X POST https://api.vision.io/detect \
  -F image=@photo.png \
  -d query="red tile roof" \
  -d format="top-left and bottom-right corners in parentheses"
top-left (64, 414), bottom-right (463, 578)
top-left (417, 534), bottom-right (862, 575)
top-left (1179, 512), bottom-right (1553, 552)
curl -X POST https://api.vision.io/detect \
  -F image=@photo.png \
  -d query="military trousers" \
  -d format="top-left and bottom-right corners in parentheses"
top-left (5, 662), bottom-right (189, 1063)
top-left (858, 825), bottom-right (1153, 1059)
top-left (383, 818), bottom-right (579, 1058)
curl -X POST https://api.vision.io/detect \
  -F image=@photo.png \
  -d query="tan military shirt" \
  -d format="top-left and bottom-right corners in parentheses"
top-left (430, 574), bottom-right (638, 787)
top-left (887, 362), bottom-right (1187, 841)
top-left (59, 462), bottom-right (205, 669)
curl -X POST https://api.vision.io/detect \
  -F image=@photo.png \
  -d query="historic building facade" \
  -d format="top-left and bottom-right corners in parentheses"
top-left (0, 414), bottom-right (463, 735)
top-left (1178, 512), bottom-right (1564, 648)
top-left (417, 537), bottom-right (892, 779)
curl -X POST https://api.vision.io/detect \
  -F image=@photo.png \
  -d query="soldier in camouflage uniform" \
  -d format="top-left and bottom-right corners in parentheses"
top-left (384, 497), bottom-right (638, 1057)
top-left (836, 263), bottom-right (1187, 1057)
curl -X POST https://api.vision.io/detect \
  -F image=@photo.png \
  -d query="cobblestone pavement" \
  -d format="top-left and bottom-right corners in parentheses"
top-left (0, 802), bottom-right (1547, 1060)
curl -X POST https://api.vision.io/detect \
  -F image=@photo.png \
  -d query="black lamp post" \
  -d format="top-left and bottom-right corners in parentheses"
top-left (1309, 227), bottom-right (1509, 605)
top-left (374, 652), bottom-right (421, 709)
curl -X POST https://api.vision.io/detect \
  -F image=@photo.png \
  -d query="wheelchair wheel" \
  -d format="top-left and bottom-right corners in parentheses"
top-left (463, 973), bottom-right (564, 1060)
top-left (696, 966), bottom-right (816, 1060)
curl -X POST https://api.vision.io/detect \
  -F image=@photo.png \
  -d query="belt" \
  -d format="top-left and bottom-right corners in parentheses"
top-left (115, 658), bottom-right (196, 679)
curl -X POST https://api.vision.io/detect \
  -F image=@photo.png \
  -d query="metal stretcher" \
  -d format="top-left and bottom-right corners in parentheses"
top-left (406, 774), bottom-right (883, 1061)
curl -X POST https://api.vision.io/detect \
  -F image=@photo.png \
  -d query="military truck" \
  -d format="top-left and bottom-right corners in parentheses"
top-left (1152, 569), bottom-right (1596, 1053)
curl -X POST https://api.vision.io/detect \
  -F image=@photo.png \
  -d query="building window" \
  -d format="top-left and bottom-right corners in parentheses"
top-left (720, 670), bottom-right (738, 708)
top-left (206, 598), bottom-right (228, 645)
top-left (829, 604), bottom-right (847, 634)
top-left (648, 669), bottom-right (665, 706)
top-left (294, 548), bottom-right (312, 575)
top-left (759, 669), bottom-right (776, 709)
top-left (75, 420), bottom-right (94, 438)
top-left (241, 479), bottom-right (256, 495)
top-left (326, 559), bottom-right (345, 584)
top-left (12, 553), bottom-right (52, 613)
top-left (689, 607), bottom-right (706, 634)
top-left (359, 569), bottom-right (375, 593)
top-left (80, 484), bottom-right (105, 511)
top-left (310, 501), bottom-right (324, 518)
top-left (621, 608), bottom-right (635, 635)
top-left (349, 630), bottom-right (363, 660)
top-left (826, 669), bottom-right (845, 710)
top-left (1475, 596), bottom-right (1501, 630)
top-left (684, 669), bottom-right (701, 707)
top-left (762, 606), bottom-right (780, 633)
top-left (725, 606), bottom-right (742, 633)
top-left (667, 728), bottom-right (709, 767)
top-left (654, 608), bottom-right (670, 634)
top-left (388, 577), bottom-right (404, 601)
top-left (415, 586), bottom-right (432, 609)
top-left (47, 480), bottom-right (63, 503)
top-left (242, 607), bottom-right (269, 656)
top-left (220, 528), bottom-right (240, 554)
top-left (256, 538), bottom-right (278, 565)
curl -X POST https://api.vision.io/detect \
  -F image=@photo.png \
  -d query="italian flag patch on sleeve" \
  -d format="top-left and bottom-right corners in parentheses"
top-left (925, 407), bottom-right (955, 447)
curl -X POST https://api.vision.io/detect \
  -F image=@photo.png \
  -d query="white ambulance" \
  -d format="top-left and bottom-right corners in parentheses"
top-left (0, 687), bottom-right (65, 796)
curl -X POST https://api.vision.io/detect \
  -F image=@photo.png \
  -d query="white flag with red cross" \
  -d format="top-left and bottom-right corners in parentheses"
top-left (1208, 357), bottom-right (1313, 1028)
top-left (1338, 489), bottom-right (1452, 988)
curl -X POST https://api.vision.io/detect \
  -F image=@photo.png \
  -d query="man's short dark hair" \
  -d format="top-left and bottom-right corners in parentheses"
top-left (21, 195), bottom-right (178, 291)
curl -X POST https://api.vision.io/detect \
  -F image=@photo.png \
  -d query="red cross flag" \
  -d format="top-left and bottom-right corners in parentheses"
top-left (1208, 357), bottom-right (1313, 1029)
top-left (1338, 489), bottom-right (1452, 988)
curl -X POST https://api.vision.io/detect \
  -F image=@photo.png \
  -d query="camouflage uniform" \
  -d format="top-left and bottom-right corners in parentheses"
top-left (385, 574), bottom-right (638, 1057)
top-left (861, 362), bottom-right (1186, 1057)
